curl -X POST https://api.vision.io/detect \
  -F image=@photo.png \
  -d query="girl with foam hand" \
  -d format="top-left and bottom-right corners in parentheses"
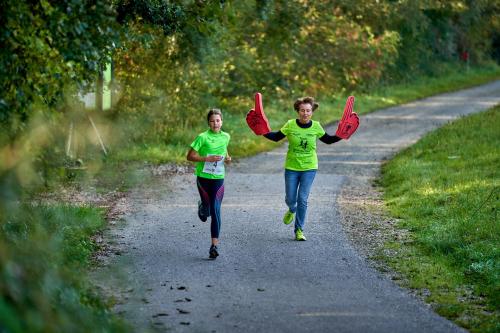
top-left (246, 93), bottom-right (359, 241)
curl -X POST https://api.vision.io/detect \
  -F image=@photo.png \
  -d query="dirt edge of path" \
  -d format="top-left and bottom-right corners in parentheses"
top-left (336, 176), bottom-right (416, 296)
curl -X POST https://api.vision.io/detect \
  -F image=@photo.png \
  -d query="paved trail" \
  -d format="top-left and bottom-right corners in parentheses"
top-left (93, 81), bottom-right (500, 332)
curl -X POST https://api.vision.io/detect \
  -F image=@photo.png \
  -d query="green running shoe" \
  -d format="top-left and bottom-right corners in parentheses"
top-left (295, 229), bottom-right (306, 241)
top-left (283, 210), bottom-right (295, 225)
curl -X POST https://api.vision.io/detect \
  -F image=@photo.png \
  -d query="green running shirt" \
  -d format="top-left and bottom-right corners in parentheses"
top-left (190, 129), bottom-right (230, 179)
top-left (280, 119), bottom-right (326, 171)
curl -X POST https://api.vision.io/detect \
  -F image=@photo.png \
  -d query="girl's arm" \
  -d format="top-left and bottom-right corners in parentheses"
top-left (319, 133), bottom-right (342, 144)
top-left (186, 148), bottom-right (223, 162)
top-left (263, 130), bottom-right (286, 142)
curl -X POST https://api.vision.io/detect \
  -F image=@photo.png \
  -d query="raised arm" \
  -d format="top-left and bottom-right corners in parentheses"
top-left (264, 130), bottom-right (286, 142)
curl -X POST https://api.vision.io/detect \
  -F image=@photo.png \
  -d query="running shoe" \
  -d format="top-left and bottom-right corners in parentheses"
top-left (295, 229), bottom-right (306, 241)
top-left (198, 200), bottom-right (209, 222)
top-left (209, 245), bottom-right (219, 259)
top-left (283, 210), bottom-right (294, 225)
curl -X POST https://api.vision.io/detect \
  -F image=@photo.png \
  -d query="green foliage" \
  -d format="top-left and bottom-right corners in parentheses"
top-left (109, 0), bottom-right (500, 150)
top-left (384, 0), bottom-right (500, 80)
top-left (381, 107), bottom-right (500, 332)
top-left (114, 0), bottom-right (227, 61)
top-left (115, 0), bottom-right (184, 35)
top-left (111, 0), bottom-right (403, 146)
top-left (2, 0), bottom-right (499, 146)
top-left (0, 0), bottom-right (119, 135)
top-left (0, 203), bottom-right (129, 333)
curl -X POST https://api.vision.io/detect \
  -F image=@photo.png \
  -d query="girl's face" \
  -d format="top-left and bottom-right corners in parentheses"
top-left (209, 114), bottom-right (223, 132)
top-left (297, 103), bottom-right (313, 124)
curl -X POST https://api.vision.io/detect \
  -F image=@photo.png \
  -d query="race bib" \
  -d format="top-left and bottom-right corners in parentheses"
top-left (202, 155), bottom-right (225, 175)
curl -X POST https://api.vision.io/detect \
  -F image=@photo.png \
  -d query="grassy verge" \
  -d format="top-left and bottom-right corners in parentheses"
top-left (109, 62), bottom-right (500, 164)
top-left (0, 203), bottom-right (130, 332)
top-left (380, 106), bottom-right (500, 333)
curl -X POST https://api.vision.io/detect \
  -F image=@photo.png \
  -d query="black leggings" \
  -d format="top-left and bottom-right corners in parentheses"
top-left (197, 177), bottom-right (225, 238)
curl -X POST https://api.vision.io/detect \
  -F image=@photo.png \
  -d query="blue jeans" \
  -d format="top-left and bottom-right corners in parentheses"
top-left (284, 169), bottom-right (317, 232)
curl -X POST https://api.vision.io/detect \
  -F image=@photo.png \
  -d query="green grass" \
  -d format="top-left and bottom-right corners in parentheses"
top-left (0, 203), bottom-right (130, 333)
top-left (360, 63), bottom-right (500, 112)
top-left (380, 106), bottom-right (500, 332)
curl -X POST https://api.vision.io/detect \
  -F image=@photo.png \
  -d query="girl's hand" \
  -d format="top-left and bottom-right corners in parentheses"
top-left (205, 155), bottom-right (224, 162)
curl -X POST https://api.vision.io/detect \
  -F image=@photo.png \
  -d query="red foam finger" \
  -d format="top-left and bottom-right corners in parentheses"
top-left (352, 112), bottom-right (359, 122)
top-left (342, 96), bottom-right (354, 122)
top-left (255, 92), bottom-right (264, 116)
top-left (335, 96), bottom-right (358, 140)
top-left (340, 112), bottom-right (359, 139)
top-left (340, 99), bottom-right (348, 123)
top-left (347, 96), bottom-right (354, 115)
top-left (246, 101), bottom-right (271, 135)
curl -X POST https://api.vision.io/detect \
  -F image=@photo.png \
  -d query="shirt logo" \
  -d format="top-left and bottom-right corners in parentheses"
top-left (299, 138), bottom-right (308, 150)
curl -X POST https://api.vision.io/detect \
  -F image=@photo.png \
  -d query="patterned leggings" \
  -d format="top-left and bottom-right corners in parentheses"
top-left (197, 177), bottom-right (225, 238)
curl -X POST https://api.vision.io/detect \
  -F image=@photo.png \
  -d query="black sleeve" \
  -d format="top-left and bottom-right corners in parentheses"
top-left (264, 130), bottom-right (286, 142)
top-left (319, 133), bottom-right (342, 144)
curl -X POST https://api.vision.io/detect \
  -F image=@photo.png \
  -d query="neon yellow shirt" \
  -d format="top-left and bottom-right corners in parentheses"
top-left (280, 119), bottom-right (326, 171)
top-left (190, 129), bottom-right (230, 179)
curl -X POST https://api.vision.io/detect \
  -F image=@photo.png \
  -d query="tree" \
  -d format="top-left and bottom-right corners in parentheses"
top-left (0, 0), bottom-right (119, 136)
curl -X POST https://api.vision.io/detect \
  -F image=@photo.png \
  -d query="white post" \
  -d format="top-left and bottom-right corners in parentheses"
top-left (66, 122), bottom-right (74, 157)
top-left (88, 115), bottom-right (108, 156)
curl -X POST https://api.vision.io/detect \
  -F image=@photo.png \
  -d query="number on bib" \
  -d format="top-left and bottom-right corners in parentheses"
top-left (203, 155), bottom-right (225, 175)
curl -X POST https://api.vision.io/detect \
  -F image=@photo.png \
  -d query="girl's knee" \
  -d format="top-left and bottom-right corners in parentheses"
top-left (297, 198), bottom-right (308, 208)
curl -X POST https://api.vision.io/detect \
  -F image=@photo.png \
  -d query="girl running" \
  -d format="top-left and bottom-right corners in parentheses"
top-left (187, 109), bottom-right (231, 259)
top-left (261, 97), bottom-right (343, 241)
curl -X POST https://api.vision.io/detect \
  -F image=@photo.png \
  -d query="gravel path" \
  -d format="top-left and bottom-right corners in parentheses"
top-left (92, 80), bottom-right (500, 333)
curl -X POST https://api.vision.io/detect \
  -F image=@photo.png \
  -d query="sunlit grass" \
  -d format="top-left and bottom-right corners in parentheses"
top-left (114, 143), bottom-right (188, 164)
top-left (364, 62), bottom-right (500, 108)
top-left (380, 106), bottom-right (500, 333)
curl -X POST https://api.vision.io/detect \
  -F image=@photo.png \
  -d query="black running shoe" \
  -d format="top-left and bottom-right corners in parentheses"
top-left (198, 200), bottom-right (209, 222)
top-left (209, 245), bottom-right (219, 259)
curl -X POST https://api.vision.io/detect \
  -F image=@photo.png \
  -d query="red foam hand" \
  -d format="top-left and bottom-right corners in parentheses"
top-left (246, 92), bottom-right (271, 135)
top-left (335, 96), bottom-right (359, 140)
